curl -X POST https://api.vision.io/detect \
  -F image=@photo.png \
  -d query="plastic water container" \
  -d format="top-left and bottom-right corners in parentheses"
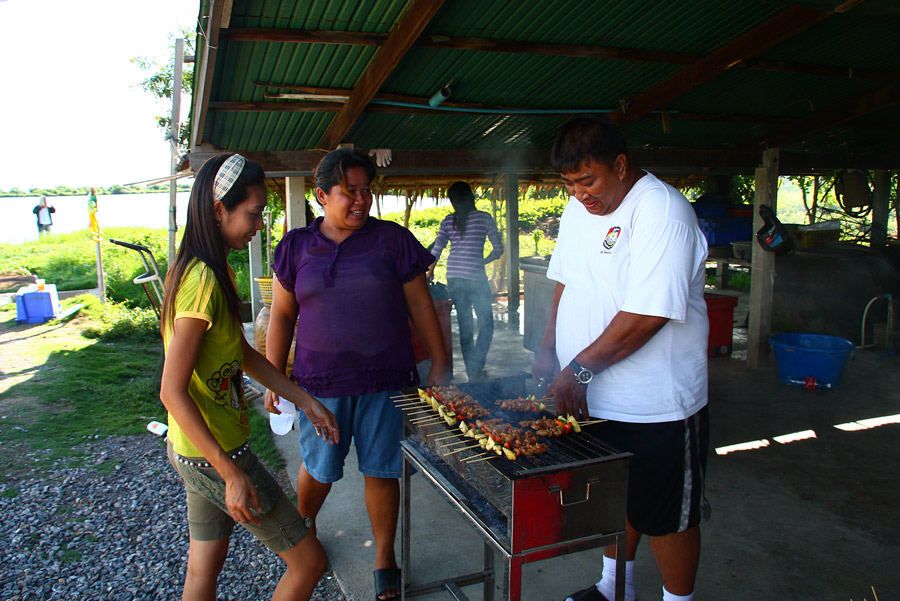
top-left (769, 333), bottom-right (855, 388)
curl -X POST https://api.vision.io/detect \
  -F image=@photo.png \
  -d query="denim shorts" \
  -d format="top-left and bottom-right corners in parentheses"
top-left (298, 390), bottom-right (403, 482)
top-left (167, 441), bottom-right (312, 553)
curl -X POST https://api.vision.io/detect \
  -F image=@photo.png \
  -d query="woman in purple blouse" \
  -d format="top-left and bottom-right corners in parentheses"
top-left (264, 149), bottom-right (450, 601)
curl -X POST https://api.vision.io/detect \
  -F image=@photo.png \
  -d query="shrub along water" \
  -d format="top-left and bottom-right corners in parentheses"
top-left (1, 195), bottom-right (568, 304)
top-left (0, 227), bottom-right (254, 308)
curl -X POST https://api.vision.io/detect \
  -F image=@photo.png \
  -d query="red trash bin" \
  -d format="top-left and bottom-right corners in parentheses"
top-left (704, 293), bottom-right (738, 357)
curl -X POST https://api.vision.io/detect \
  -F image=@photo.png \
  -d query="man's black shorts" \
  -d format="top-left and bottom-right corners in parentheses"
top-left (585, 405), bottom-right (709, 536)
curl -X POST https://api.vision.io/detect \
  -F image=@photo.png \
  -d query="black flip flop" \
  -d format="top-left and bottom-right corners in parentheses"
top-left (374, 568), bottom-right (401, 601)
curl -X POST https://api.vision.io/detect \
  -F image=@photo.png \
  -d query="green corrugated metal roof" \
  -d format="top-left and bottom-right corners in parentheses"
top-left (231, 0), bottom-right (412, 31)
top-left (191, 0), bottom-right (900, 174)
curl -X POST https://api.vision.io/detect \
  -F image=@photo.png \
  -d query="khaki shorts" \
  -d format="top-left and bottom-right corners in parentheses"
top-left (167, 441), bottom-right (312, 554)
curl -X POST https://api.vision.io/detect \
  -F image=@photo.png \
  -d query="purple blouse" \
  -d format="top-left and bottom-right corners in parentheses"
top-left (272, 217), bottom-right (435, 397)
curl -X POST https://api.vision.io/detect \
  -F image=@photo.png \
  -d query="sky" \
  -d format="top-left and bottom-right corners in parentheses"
top-left (0, 0), bottom-right (198, 190)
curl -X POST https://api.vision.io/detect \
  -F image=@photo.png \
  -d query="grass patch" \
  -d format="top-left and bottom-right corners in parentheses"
top-left (0, 301), bottom-right (19, 325)
top-left (727, 272), bottom-right (751, 291)
top-left (0, 312), bottom-right (164, 474)
top-left (247, 395), bottom-right (285, 472)
top-left (77, 294), bottom-right (160, 342)
top-left (0, 227), bottom-right (174, 307)
top-left (93, 459), bottom-right (119, 475)
top-left (0, 294), bottom-right (284, 481)
top-left (0, 488), bottom-right (19, 498)
top-left (60, 549), bottom-right (82, 563)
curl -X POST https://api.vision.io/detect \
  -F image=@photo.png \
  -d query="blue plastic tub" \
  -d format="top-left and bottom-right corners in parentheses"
top-left (769, 333), bottom-right (855, 388)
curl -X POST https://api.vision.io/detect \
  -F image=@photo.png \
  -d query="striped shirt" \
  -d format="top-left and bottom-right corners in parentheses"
top-left (431, 210), bottom-right (504, 280)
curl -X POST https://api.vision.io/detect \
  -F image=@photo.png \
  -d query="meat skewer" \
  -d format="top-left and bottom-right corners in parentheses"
top-left (494, 395), bottom-right (547, 412)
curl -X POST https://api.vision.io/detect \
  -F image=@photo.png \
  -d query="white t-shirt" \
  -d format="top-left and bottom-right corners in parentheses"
top-left (547, 172), bottom-right (709, 423)
top-left (37, 207), bottom-right (52, 225)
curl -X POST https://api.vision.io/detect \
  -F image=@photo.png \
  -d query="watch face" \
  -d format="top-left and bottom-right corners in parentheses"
top-left (576, 369), bottom-right (593, 384)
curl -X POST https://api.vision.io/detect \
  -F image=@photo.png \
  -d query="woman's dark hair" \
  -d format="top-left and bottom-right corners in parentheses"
top-left (314, 149), bottom-right (376, 202)
top-left (161, 153), bottom-right (266, 331)
top-left (448, 181), bottom-right (476, 237)
top-left (551, 115), bottom-right (628, 174)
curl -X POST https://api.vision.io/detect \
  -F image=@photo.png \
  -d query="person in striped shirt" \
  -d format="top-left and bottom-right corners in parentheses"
top-left (428, 182), bottom-right (504, 380)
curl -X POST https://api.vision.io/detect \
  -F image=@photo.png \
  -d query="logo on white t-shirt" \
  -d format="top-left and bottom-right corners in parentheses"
top-left (602, 226), bottom-right (622, 251)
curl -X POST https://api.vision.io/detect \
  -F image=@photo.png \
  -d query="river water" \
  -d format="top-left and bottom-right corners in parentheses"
top-left (1, 193), bottom-right (191, 245)
top-left (1, 193), bottom-right (446, 245)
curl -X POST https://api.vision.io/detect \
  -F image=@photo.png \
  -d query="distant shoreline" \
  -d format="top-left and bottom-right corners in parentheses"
top-left (0, 188), bottom-right (191, 198)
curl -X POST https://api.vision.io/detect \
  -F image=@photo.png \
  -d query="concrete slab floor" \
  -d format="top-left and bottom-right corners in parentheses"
top-left (247, 294), bottom-right (899, 601)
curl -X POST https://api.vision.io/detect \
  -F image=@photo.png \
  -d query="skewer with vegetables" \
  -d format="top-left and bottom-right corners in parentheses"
top-left (494, 395), bottom-right (547, 412)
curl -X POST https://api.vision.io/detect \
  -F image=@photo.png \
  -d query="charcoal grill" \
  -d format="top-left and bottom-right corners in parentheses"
top-left (400, 381), bottom-right (631, 601)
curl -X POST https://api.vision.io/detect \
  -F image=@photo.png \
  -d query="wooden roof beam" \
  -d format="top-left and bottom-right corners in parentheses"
top-left (611, 6), bottom-right (832, 127)
top-left (318, 0), bottom-right (446, 150)
top-left (739, 82), bottom-right (900, 150)
top-left (190, 0), bottom-right (226, 148)
top-left (220, 27), bottom-right (900, 82)
top-left (188, 147), bottom-right (900, 178)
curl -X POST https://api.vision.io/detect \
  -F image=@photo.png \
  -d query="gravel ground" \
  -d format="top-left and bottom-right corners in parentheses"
top-left (0, 434), bottom-right (347, 601)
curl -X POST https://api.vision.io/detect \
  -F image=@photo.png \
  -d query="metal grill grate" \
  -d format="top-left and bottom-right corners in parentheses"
top-left (404, 381), bottom-right (620, 479)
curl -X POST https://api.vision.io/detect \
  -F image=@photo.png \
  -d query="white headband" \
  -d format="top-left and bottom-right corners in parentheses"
top-left (213, 154), bottom-right (246, 201)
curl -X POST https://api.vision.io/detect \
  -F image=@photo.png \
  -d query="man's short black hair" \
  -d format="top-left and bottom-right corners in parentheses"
top-left (551, 115), bottom-right (629, 174)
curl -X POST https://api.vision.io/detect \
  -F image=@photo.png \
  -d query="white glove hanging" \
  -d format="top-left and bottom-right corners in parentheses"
top-left (368, 148), bottom-right (393, 168)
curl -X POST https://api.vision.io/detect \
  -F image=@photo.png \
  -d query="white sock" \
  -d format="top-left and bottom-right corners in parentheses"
top-left (594, 556), bottom-right (636, 601)
top-left (662, 587), bottom-right (694, 601)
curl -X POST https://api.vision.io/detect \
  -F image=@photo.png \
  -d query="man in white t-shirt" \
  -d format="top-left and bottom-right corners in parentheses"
top-left (32, 196), bottom-right (56, 236)
top-left (533, 116), bottom-right (709, 601)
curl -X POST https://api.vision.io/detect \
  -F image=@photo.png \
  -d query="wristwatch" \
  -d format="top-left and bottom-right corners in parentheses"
top-left (569, 358), bottom-right (594, 385)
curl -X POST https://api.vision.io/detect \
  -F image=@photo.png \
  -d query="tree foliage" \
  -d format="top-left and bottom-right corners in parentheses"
top-left (131, 27), bottom-right (196, 152)
top-left (0, 183), bottom-right (191, 197)
top-left (787, 174), bottom-right (836, 225)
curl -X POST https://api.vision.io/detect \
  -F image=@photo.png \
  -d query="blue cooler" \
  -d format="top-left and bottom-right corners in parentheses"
top-left (15, 284), bottom-right (60, 324)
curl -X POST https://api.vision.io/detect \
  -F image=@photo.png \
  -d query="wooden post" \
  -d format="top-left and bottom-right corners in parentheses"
top-left (168, 38), bottom-right (184, 267)
top-left (871, 170), bottom-right (890, 248)
top-left (747, 148), bottom-right (779, 368)
top-left (285, 176), bottom-right (308, 233)
top-left (95, 240), bottom-right (106, 302)
top-left (505, 173), bottom-right (520, 328)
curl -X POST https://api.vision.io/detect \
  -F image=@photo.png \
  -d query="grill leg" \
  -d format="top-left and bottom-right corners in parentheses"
top-left (504, 556), bottom-right (523, 601)
top-left (483, 542), bottom-right (494, 601)
top-left (401, 457), bottom-right (412, 601)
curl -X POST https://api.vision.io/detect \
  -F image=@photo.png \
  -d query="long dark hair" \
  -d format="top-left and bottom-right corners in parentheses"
top-left (448, 181), bottom-right (476, 237)
top-left (161, 153), bottom-right (265, 331)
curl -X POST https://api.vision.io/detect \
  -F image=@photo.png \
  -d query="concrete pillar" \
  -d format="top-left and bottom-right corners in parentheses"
top-left (871, 170), bottom-right (890, 248)
top-left (248, 233), bottom-right (263, 322)
top-left (505, 173), bottom-right (520, 328)
top-left (285, 176), bottom-right (308, 233)
top-left (747, 149), bottom-right (779, 369)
